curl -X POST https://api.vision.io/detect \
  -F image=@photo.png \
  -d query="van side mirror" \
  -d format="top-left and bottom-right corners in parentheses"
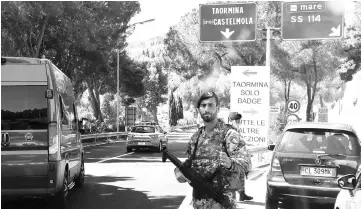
top-left (45, 90), bottom-right (53, 99)
top-left (268, 144), bottom-right (276, 151)
top-left (337, 174), bottom-right (357, 190)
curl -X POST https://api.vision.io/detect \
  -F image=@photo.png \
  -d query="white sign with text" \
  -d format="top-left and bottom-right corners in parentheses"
top-left (230, 66), bottom-right (270, 147)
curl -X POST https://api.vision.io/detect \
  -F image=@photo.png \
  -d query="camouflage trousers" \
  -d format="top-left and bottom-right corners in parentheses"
top-left (238, 172), bottom-right (245, 192)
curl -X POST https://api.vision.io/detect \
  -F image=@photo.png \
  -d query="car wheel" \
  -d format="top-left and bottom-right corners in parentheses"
top-left (126, 147), bottom-right (132, 152)
top-left (265, 191), bottom-right (278, 209)
top-left (54, 169), bottom-right (69, 208)
top-left (75, 158), bottom-right (85, 188)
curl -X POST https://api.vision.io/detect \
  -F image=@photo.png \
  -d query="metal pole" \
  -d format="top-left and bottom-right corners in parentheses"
top-left (266, 27), bottom-right (271, 145)
top-left (116, 49), bottom-right (119, 140)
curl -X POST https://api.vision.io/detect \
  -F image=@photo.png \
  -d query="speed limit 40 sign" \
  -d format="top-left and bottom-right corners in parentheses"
top-left (287, 100), bottom-right (300, 113)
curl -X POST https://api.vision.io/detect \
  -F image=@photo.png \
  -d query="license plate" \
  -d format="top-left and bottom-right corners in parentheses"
top-left (138, 142), bottom-right (146, 145)
top-left (300, 166), bottom-right (336, 177)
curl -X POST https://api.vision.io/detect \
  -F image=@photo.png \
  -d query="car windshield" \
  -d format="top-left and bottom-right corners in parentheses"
top-left (132, 126), bottom-right (155, 133)
top-left (1, 85), bottom-right (48, 130)
top-left (277, 128), bottom-right (360, 155)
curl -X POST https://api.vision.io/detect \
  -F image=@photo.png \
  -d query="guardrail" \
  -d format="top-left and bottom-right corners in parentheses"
top-left (170, 124), bottom-right (198, 131)
top-left (81, 132), bottom-right (128, 143)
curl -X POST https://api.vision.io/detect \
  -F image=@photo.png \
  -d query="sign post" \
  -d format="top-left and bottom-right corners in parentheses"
top-left (230, 66), bottom-right (270, 147)
top-left (125, 107), bottom-right (136, 131)
top-left (282, 1), bottom-right (344, 40)
top-left (318, 107), bottom-right (328, 122)
top-left (199, 3), bottom-right (257, 42)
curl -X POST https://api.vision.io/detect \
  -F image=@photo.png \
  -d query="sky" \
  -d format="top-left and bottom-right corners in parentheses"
top-left (127, 0), bottom-right (208, 43)
top-left (127, 0), bottom-right (356, 43)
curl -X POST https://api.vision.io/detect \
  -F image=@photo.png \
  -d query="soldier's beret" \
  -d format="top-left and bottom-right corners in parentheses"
top-left (229, 112), bottom-right (242, 120)
top-left (197, 91), bottom-right (219, 108)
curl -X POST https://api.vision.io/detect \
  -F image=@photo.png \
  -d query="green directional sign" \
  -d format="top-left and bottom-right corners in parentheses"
top-left (282, 1), bottom-right (344, 40)
top-left (199, 3), bottom-right (257, 42)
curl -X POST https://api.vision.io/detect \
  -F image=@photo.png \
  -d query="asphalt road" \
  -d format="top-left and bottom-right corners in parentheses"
top-left (2, 138), bottom-right (335, 209)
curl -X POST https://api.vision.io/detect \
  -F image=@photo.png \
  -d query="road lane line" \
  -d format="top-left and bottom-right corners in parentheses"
top-left (96, 152), bottom-right (135, 163)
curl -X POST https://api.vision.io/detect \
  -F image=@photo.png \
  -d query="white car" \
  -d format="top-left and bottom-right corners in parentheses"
top-left (334, 171), bottom-right (361, 209)
top-left (126, 125), bottom-right (168, 152)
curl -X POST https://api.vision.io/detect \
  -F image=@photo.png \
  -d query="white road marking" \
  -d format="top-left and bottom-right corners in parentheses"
top-left (96, 152), bottom-right (134, 163)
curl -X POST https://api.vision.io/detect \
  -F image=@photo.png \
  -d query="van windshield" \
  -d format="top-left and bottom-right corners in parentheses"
top-left (1, 85), bottom-right (48, 130)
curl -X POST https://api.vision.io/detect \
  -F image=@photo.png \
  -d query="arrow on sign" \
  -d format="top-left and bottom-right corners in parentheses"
top-left (329, 25), bottom-right (341, 37)
top-left (243, 70), bottom-right (257, 77)
top-left (243, 109), bottom-right (258, 116)
top-left (220, 28), bottom-right (234, 39)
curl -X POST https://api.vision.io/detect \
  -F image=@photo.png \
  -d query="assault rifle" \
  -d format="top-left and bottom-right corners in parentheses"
top-left (162, 148), bottom-right (232, 208)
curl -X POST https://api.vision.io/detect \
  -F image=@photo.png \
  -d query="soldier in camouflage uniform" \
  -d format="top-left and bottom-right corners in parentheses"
top-left (174, 91), bottom-right (251, 209)
top-left (228, 112), bottom-right (253, 201)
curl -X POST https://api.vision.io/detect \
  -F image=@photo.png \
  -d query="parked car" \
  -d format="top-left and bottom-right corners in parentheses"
top-left (266, 122), bottom-right (360, 209)
top-left (1, 57), bottom-right (85, 208)
top-left (334, 168), bottom-right (361, 209)
top-left (126, 125), bottom-right (168, 152)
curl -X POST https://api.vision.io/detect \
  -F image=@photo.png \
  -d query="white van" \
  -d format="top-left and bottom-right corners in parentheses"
top-left (1, 57), bottom-right (85, 208)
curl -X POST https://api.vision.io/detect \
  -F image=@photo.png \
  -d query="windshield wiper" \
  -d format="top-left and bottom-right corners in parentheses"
top-left (317, 154), bottom-right (347, 159)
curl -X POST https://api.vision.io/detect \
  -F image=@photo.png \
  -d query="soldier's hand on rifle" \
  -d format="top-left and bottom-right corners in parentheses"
top-left (174, 167), bottom-right (190, 183)
top-left (219, 151), bottom-right (232, 169)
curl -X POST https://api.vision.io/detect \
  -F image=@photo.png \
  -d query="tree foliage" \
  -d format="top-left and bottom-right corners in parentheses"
top-left (1, 1), bottom-right (144, 121)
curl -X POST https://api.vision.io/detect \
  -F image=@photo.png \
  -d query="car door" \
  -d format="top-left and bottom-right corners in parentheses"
top-left (349, 173), bottom-right (361, 209)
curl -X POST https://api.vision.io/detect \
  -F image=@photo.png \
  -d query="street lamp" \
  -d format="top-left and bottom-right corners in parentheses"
top-left (116, 18), bottom-right (155, 138)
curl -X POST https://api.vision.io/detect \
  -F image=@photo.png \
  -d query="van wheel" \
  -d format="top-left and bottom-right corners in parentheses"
top-left (54, 170), bottom-right (69, 208)
top-left (126, 147), bottom-right (132, 152)
top-left (75, 159), bottom-right (85, 188)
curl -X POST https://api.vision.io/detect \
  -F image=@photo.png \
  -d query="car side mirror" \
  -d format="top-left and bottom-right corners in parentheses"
top-left (337, 174), bottom-right (357, 190)
top-left (268, 144), bottom-right (276, 151)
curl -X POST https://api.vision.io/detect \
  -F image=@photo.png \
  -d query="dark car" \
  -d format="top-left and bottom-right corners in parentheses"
top-left (266, 122), bottom-right (361, 209)
top-left (126, 125), bottom-right (168, 152)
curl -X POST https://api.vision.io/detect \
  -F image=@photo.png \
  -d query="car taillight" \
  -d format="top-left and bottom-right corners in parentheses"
top-left (270, 157), bottom-right (282, 175)
top-left (149, 134), bottom-right (157, 139)
top-left (48, 123), bottom-right (59, 161)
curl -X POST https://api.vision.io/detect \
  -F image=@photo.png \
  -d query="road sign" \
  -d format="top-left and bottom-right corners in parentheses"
top-left (125, 107), bottom-right (136, 126)
top-left (282, 1), bottom-right (344, 40)
top-left (230, 66), bottom-right (270, 147)
top-left (199, 3), bottom-right (257, 42)
top-left (287, 114), bottom-right (300, 124)
top-left (318, 107), bottom-right (328, 122)
top-left (287, 100), bottom-right (301, 113)
top-left (270, 106), bottom-right (280, 114)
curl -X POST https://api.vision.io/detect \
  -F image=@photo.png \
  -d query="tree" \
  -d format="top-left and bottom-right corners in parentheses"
top-left (177, 96), bottom-right (184, 120)
top-left (142, 62), bottom-right (168, 124)
top-left (1, 1), bottom-right (143, 121)
top-left (286, 40), bottom-right (342, 121)
top-left (339, 1), bottom-right (361, 82)
top-left (169, 91), bottom-right (178, 126)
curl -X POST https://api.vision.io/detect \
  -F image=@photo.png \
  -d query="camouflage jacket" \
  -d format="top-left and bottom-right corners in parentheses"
top-left (186, 119), bottom-right (251, 208)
